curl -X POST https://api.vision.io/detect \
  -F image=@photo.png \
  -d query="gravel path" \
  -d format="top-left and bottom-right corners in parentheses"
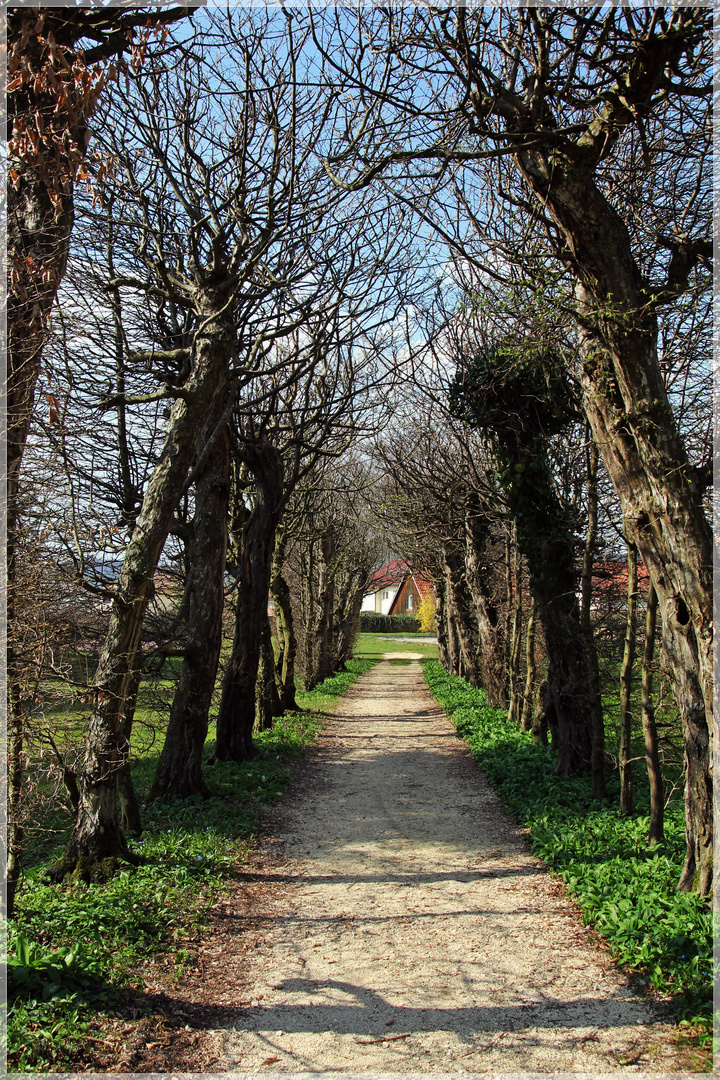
top-left (211, 656), bottom-right (684, 1073)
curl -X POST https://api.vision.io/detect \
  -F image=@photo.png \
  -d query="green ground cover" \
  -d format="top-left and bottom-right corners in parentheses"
top-left (8, 657), bottom-right (376, 1072)
top-left (422, 658), bottom-right (712, 1058)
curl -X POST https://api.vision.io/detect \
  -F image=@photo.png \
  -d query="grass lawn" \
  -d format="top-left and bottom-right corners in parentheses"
top-left (352, 632), bottom-right (439, 663)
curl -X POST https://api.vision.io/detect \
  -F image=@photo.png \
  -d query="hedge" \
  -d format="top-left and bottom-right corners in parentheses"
top-left (359, 612), bottom-right (420, 634)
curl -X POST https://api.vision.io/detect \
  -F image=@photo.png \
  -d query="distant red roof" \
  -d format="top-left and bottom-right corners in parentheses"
top-left (367, 559), bottom-right (409, 590)
top-left (414, 575), bottom-right (434, 600)
top-left (592, 559), bottom-right (650, 599)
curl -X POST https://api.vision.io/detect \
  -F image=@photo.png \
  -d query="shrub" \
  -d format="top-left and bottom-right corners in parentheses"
top-left (359, 612), bottom-right (420, 634)
top-left (416, 592), bottom-right (436, 633)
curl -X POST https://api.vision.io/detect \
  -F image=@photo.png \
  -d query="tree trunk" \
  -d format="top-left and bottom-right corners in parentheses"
top-left (6, 684), bottom-right (25, 919)
top-left (309, 530), bottom-right (336, 688)
top-left (520, 595), bottom-right (536, 733)
top-left (508, 455), bottom-right (596, 775)
top-left (48, 297), bottom-right (235, 882)
top-left (516, 146), bottom-right (712, 889)
top-left (302, 543), bottom-right (316, 688)
top-left (532, 679), bottom-right (550, 746)
top-left (151, 417), bottom-right (230, 801)
top-left (255, 614), bottom-right (282, 733)
top-left (507, 532), bottom-right (523, 723)
top-left (444, 544), bottom-right (481, 687)
top-left (641, 584), bottom-right (664, 846)
top-left (580, 435), bottom-right (606, 798)
top-left (444, 571), bottom-right (462, 678)
top-left (215, 439), bottom-right (284, 761)
top-left (619, 537), bottom-right (638, 814)
top-left (117, 667), bottom-right (143, 835)
top-left (434, 575), bottom-right (450, 669)
top-left (464, 508), bottom-right (507, 705)
top-left (335, 567), bottom-right (368, 669)
top-left (661, 621), bottom-right (712, 893)
top-left (270, 527), bottom-right (298, 712)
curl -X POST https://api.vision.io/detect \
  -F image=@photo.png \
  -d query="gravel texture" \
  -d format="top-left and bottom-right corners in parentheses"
top-left (212, 657), bottom-right (684, 1073)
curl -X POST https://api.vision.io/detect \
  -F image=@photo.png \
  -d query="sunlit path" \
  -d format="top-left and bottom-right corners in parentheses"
top-left (215, 657), bottom-right (681, 1072)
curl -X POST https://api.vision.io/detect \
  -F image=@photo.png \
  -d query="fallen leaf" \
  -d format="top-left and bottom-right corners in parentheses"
top-left (618, 1051), bottom-right (643, 1066)
top-left (262, 1056), bottom-right (280, 1065)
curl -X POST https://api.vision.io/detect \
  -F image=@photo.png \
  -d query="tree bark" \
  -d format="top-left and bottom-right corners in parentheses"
top-left (6, 685), bottom-right (25, 919)
top-left (151, 416), bottom-right (230, 801)
top-left (255, 613), bottom-right (282, 732)
top-left (49, 296), bottom-right (235, 881)
top-left (434, 575), bottom-right (450, 669)
top-left (618, 537), bottom-right (638, 814)
top-left (308, 530), bottom-right (336, 689)
top-left (443, 544), bottom-right (481, 687)
top-left (532, 679), bottom-right (550, 747)
top-left (464, 509), bottom-right (507, 705)
top-left (117, 667), bottom-right (143, 835)
top-left (515, 145), bottom-right (712, 887)
top-left (215, 439), bottom-right (284, 761)
top-left (270, 527), bottom-right (298, 712)
top-left (507, 454), bottom-right (597, 776)
top-left (444, 570), bottom-right (462, 677)
top-left (520, 595), bottom-right (536, 733)
top-left (335, 566), bottom-right (369, 669)
top-left (580, 435), bottom-right (606, 798)
top-left (507, 532), bottom-right (523, 723)
top-left (661, 621), bottom-right (711, 893)
top-left (641, 584), bottom-right (664, 846)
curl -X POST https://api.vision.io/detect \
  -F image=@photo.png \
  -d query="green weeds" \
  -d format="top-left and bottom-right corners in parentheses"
top-left (423, 659), bottom-right (712, 1049)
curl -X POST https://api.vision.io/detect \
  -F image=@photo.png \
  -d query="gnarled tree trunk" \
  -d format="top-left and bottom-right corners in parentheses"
top-left (151, 415), bottom-right (230, 801)
top-left (49, 298), bottom-right (234, 881)
top-left (434, 575), bottom-right (450, 669)
top-left (580, 435), bottom-right (606, 798)
top-left (618, 537), bottom-right (638, 814)
top-left (443, 544), bottom-right (481, 687)
top-left (464, 509), bottom-right (507, 706)
top-left (516, 147), bottom-right (712, 890)
top-left (270, 526), bottom-right (298, 713)
top-left (520, 595), bottom-right (536, 733)
top-left (215, 439), bottom-right (284, 762)
top-left (641, 584), bottom-right (664, 846)
top-left (255, 614), bottom-right (282, 732)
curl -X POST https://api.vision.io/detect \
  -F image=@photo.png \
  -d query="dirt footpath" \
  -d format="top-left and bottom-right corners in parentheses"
top-left (204, 657), bottom-right (685, 1073)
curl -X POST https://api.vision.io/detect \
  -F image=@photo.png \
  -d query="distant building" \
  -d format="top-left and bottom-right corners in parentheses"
top-left (361, 559), bottom-right (407, 614)
top-left (362, 559), bottom-right (434, 616)
top-left (388, 569), bottom-right (434, 617)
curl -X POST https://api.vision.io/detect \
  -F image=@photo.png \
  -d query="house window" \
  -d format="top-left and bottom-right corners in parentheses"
top-left (407, 594), bottom-right (413, 610)
top-left (383, 590), bottom-right (389, 600)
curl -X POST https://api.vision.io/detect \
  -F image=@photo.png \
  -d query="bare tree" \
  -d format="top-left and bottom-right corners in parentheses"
top-left (313, 7), bottom-right (712, 890)
top-left (47, 12), bottom-right (365, 878)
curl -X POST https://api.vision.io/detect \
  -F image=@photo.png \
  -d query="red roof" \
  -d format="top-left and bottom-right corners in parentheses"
top-left (592, 559), bottom-right (650, 599)
top-left (367, 559), bottom-right (409, 589)
top-left (414, 575), bottom-right (434, 600)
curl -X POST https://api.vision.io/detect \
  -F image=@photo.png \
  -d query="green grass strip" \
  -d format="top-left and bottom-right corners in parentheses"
top-left (422, 659), bottom-right (712, 1043)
